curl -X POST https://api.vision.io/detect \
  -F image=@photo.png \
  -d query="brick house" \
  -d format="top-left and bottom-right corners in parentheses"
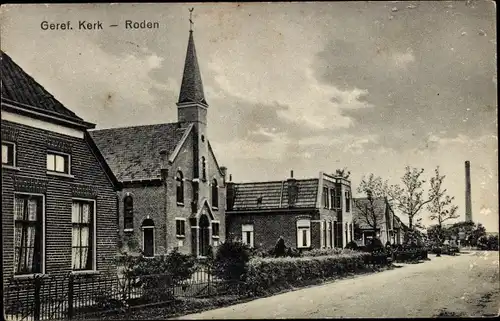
top-left (225, 171), bottom-right (354, 251)
top-left (90, 29), bottom-right (226, 258)
top-left (1, 51), bottom-right (121, 282)
top-left (352, 197), bottom-right (406, 245)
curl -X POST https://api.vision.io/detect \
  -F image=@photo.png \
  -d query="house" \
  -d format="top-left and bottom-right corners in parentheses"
top-left (1, 51), bottom-right (121, 282)
top-left (225, 171), bottom-right (354, 251)
top-left (352, 197), bottom-right (406, 245)
top-left (90, 28), bottom-right (226, 258)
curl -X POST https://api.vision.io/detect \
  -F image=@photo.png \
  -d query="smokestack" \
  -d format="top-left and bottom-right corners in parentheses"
top-left (465, 161), bottom-right (472, 222)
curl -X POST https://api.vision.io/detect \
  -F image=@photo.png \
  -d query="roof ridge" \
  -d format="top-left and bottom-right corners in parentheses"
top-left (91, 121), bottom-right (182, 132)
top-left (233, 178), bottom-right (319, 185)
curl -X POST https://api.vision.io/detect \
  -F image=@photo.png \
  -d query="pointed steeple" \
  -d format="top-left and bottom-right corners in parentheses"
top-left (178, 30), bottom-right (207, 106)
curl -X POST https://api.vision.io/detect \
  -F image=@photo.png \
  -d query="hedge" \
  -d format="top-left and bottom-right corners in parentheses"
top-left (244, 252), bottom-right (371, 296)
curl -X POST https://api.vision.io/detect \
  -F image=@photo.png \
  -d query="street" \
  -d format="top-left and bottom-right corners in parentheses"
top-left (172, 251), bottom-right (499, 319)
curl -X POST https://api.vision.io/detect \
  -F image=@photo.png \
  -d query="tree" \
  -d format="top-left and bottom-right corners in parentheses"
top-left (388, 166), bottom-right (435, 230)
top-left (448, 221), bottom-right (486, 247)
top-left (333, 167), bottom-right (351, 179)
top-left (353, 174), bottom-right (390, 239)
top-left (427, 167), bottom-right (459, 245)
top-left (426, 224), bottom-right (452, 247)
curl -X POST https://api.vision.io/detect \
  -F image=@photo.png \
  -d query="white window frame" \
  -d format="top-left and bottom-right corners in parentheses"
top-left (242, 224), bottom-right (254, 248)
top-left (211, 220), bottom-right (220, 239)
top-left (2, 141), bottom-right (16, 167)
top-left (46, 150), bottom-right (71, 175)
top-left (142, 225), bottom-right (155, 258)
top-left (296, 219), bottom-right (311, 248)
top-left (13, 192), bottom-right (46, 277)
top-left (71, 198), bottom-right (97, 273)
top-left (175, 217), bottom-right (186, 238)
top-left (327, 221), bottom-right (332, 248)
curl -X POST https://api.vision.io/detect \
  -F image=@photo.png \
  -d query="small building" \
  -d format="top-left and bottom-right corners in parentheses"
top-left (1, 51), bottom-right (121, 282)
top-left (225, 171), bottom-right (354, 251)
top-left (90, 28), bottom-right (227, 258)
top-left (352, 197), bottom-right (406, 245)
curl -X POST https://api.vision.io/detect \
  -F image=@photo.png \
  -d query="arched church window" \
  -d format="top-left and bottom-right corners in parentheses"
top-left (211, 178), bottom-right (218, 208)
top-left (124, 195), bottom-right (134, 230)
top-left (201, 157), bottom-right (207, 182)
top-left (176, 171), bottom-right (184, 204)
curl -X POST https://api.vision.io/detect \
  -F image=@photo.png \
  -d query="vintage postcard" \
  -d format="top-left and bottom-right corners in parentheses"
top-left (1, 1), bottom-right (498, 319)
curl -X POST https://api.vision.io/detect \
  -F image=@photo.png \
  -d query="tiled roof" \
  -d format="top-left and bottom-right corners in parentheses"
top-left (89, 123), bottom-right (189, 182)
top-left (178, 31), bottom-right (207, 106)
top-left (1, 51), bottom-right (89, 126)
top-left (352, 198), bottom-right (388, 230)
top-left (230, 179), bottom-right (319, 211)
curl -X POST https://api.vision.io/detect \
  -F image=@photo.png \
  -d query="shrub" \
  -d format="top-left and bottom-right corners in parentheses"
top-left (285, 247), bottom-right (302, 258)
top-left (345, 241), bottom-right (359, 250)
top-left (245, 252), bottom-right (370, 295)
top-left (213, 240), bottom-right (251, 282)
top-left (302, 248), bottom-right (343, 257)
top-left (366, 238), bottom-right (384, 252)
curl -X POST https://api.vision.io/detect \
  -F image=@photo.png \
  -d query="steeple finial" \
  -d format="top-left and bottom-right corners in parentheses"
top-left (189, 8), bottom-right (194, 32)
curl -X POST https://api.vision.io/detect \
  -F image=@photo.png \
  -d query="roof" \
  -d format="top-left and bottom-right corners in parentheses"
top-left (89, 122), bottom-right (190, 182)
top-left (1, 51), bottom-right (93, 128)
top-left (229, 179), bottom-right (319, 211)
top-left (352, 197), bottom-right (388, 230)
top-left (178, 31), bottom-right (207, 106)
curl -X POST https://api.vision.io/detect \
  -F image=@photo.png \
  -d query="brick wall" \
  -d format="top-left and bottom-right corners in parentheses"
top-left (226, 210), bottom-right (320, 251)
top-left (2, 119), bottom-right (118, 283)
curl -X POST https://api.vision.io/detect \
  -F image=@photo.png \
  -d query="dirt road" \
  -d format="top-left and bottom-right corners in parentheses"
top-left (173, 251), bottom-right (499, 319)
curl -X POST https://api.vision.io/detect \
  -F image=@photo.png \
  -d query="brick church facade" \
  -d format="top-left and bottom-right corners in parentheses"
top-left (91, 29), bottom-right (227, 258)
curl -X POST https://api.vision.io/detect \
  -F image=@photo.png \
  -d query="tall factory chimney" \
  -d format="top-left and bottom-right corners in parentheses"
top-left (465, 160), bottom-right (472, 222)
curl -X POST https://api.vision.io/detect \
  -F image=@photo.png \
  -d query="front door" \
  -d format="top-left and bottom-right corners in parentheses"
top-left (199, 214), bottom-right (210, 256)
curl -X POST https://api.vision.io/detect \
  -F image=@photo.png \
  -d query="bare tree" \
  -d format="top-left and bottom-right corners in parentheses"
top-left (354, 174), bottom-right (390, 238)
top-left (387, 166), bottom-right (435, 230)
top-left (427, 166), bottom-right (459, 233)
top-left (333, 167), bottom-right (351, 179)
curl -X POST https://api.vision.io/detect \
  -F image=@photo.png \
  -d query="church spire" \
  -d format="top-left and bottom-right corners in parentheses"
top-left (178, 8), bottom-right (207, 106)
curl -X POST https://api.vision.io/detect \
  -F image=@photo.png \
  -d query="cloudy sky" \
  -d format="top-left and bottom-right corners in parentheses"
top-left (1, 2), bottom-right (497, 231)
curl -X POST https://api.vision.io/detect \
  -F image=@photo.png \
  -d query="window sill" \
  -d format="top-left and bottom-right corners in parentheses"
top-left (177, 202), bottom-right (185, 207)
top-left (13, 273), bottom-right (49, 280)
top-left (47, 171), bottom-right (74, 179)
top-left (176, 235), bottom-right (186, 239)
top-left (71, 270), bottom-right (100, 276)
top-left (2, 165), bottom-right (21, 171)
top-left (212, 207), bottom-right (219, 211)
top-left (124, 228), bottom-right (134, 233)
top-left (212, 236), bottom-right (220, 239)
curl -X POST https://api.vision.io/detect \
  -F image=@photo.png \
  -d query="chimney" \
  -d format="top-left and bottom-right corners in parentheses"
top-left (465, 161), bottom-right (472, 222)
top-left (287, 169), bottom-right (298, 207)
top-left (226, 177), bottom-right (236, 211)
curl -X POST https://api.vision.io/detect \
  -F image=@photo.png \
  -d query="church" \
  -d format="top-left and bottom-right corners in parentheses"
top-left (90, 27), bottom-right (227, 258)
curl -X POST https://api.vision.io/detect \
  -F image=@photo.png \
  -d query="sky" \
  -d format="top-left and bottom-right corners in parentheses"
top-left (1, 2), bottom-right (497, 232)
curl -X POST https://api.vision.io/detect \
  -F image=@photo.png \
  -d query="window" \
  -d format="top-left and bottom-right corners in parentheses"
top-left (350, 223), bottom-right (354, 242)
top-left (212, 221), bottom-right (220, 238)
top-left (320, 221), bottom-right (324, 248)
top-left (47, 151), bottom-right (70, 174)
top-left (334, 221), bottom-right (343, 248)
top-left (72, 200), bottom-right (95, 271)
top-left (14, 194), bottom-right (43, 275)
top-left (176, 218), bottom-right (186, 237)
top-left (323, 221), bottom-right (328, 248)
top-left (335, 188), bottom-right (342, 209)
top-left (345, 222), bottom-right (349, 244)
top-left (322, 187), bottom-right (329, 208)
top-left (242, 224), bottom-right (254, 248)
top-left (2, 141), bottom-right (15, 166)
top-left (330, 189), bottom-right (335, 209)
top-left (345, 191), bottom-right (351, 212)
top-left (142, 219), bottom-right (155, 258)
top-left (211, 179), bottom-right (218, 208)
top-left (176, 171), bottom-right (184, 204)
top-left (123, 195), bottom-right (133, 230)
top-left (328, 221), bottom-right (333, 248)
top-left (296, 219), bottom-right (311, 248)
top-left (201, 157), bottom-right (207, 182)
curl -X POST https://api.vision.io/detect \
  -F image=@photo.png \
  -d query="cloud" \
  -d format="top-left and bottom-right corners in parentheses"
top-left (392, 48), bottom-right (415, 68)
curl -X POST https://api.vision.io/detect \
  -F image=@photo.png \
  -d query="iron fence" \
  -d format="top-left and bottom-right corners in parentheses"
top-left (3, 264), bottom-right (240, 321)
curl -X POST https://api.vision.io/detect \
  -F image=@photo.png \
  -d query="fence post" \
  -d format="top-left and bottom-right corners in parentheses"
top-left (34, 275), bottom-right (41, 321)
top-left (68, 273), bottom-right (74, 320)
